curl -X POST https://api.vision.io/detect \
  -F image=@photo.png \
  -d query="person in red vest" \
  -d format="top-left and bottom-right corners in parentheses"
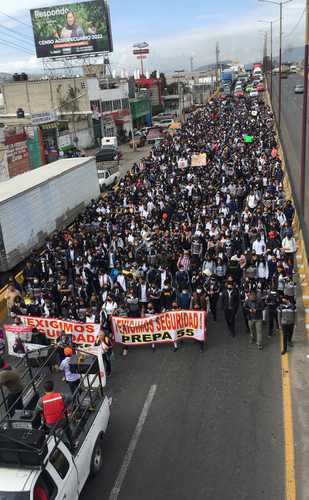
top-left (36, 380), bottom-right (71, 430)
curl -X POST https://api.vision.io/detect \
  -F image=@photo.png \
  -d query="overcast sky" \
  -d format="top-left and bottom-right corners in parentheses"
top-left (0, 0), bottom-right (306, 74)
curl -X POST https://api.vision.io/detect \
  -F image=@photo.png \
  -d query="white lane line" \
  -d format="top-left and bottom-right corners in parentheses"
top-left (109, 384), bottom-right (157, 500)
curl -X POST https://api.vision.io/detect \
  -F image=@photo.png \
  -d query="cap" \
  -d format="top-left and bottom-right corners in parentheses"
top-left (64, 347), bottom-right (73, 357)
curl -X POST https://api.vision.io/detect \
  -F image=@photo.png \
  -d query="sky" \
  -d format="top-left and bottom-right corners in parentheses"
top-left (0, 0), bottom-right (306, 75)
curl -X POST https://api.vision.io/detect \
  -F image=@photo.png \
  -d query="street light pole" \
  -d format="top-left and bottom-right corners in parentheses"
top-left (278, 1), bottom-right (282, 130)
top-left (300, 0), bottom-right (309, 216)
top-left (258, 0), bottom-right (293, 131)
top-left (258, 20), bottom-right (276, 101)
top-left (270, 20), bottom-right (273, 101)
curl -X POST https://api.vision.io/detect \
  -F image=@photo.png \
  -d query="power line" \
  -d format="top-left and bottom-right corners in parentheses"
top-left (0, 23), bottom-right (33, 42)
top-left (0, 9), bottom-right (31, 28)
top-left (0, 38), bottom-right (33, 55)
top-left (284, 8), bottom-right (305, 39)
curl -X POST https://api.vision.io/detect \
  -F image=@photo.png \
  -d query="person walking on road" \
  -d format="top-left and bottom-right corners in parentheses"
top-left (59, 347), bottom-right (81, 396)
top-left (221, 279), bottom-right (240, 337)
top-left (277, 296), bottom-right (296, 355)
top-left (244, 291), bottom-right (264, 350)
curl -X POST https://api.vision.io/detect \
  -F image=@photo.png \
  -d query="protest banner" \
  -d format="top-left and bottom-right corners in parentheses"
top-left (191, 154), bottom-right (207, 167)
top-left (18, 316), bottom-right (100, 345)
top-left (111, 309), bottom-right (206, 346)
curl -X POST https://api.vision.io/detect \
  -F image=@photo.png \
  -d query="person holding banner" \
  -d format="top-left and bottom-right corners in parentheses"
top-left (96, 333), bottom-right (113, 376)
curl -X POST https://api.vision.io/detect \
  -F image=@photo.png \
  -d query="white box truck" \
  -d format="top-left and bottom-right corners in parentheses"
top-left (0, 157), bottom-right (100, 272)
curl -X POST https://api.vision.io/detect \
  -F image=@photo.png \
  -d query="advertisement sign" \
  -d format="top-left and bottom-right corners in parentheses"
top-left (30, 0), bottom-right (113, 59)
top-left (31, 111), bottom-right (58, 126)
top-left (18, 316), bottom-right (100, 345)
top-left (111, 310), bottom-right (206, 346)
top-left (133, 48), bottom-right (149, 55)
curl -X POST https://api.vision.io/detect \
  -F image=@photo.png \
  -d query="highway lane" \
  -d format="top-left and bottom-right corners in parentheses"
top-left (271, 74), bottom-right (309, 240)
top-left (81, 313), bottom-right (285, 500)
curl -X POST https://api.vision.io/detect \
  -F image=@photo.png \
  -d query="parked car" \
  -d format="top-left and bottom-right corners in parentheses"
top-left (234, 90), bottom-right (244, 98)
top-left (294, 84), bottom-right (304, 94)
top-left (250, 90), bottom-right (259, 98)
top-left (156, 118), bottom-right (174, 128)
top-left (95, 145), bottom-right (120, 162)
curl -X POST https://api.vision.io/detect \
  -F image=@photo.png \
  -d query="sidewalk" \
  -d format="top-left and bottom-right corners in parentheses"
top-left (265, 82), bottom-right (309, 500)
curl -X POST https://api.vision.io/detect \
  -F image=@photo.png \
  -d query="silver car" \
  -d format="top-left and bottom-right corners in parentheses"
top-left (294, 84), bottom-right (304, 94)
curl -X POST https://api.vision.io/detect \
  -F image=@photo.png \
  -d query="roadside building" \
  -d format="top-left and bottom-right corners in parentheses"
top-left (87, 77), bottom-right (132, 143)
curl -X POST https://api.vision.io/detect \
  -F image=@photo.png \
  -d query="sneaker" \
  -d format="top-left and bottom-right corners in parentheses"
top-left (122, 349), bottom-right (128, 356)
top-left (258, 345), bottom-right (263, 350)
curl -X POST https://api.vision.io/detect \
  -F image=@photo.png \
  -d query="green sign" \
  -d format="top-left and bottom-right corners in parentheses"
top-left (243, 135), bottom-right (254, 143)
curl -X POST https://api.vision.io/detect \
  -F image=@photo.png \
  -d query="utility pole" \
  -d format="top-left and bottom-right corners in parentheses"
top-left (300, 0), bottom-right (309, 216)
top-left (258, 0), bottom-right (293, 132)
top-left (190, 56), bottom-right (194, 73)
top-left (270, 21), bottom-right (273, 101)
top-left (216, 42), bottom-right (220, 89)
top-left (278, 1), bottom-right (283, 131)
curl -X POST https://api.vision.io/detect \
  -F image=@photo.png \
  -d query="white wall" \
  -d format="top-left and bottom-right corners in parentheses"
top-left (0, 159), bottom-right (99, 270)
top-left (87, 78), bottom-right (129, 101)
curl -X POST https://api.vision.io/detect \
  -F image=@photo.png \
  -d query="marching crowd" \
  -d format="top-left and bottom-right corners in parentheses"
top-left (5, 90), bottom-right (297, 359)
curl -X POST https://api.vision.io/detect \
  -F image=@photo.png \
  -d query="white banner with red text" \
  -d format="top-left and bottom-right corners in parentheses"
top-left (18, 316), bottom-right (100, 345)
top-left (111, 310), bottom-right (206, 346)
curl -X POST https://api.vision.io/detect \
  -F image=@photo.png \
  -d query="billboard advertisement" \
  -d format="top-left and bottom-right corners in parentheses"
top-left (30, 0), bottom-right (113, 58)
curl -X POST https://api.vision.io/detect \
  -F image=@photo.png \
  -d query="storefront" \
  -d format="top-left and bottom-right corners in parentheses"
top-left (130, 97), bottom-right (152, 129)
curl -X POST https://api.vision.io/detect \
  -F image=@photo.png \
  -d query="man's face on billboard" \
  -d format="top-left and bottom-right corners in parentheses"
top-left (67, 12), bottom-right (75, 26)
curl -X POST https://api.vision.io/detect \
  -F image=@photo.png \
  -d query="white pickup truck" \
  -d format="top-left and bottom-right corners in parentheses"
top-left (97, 168), bottom-right (119, 191)
top-left (0, 348), bottom-right (111, 500)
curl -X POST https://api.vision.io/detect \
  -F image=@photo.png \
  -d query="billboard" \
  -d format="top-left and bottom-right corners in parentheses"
top-left (30, 0), bottom-right (113, 59)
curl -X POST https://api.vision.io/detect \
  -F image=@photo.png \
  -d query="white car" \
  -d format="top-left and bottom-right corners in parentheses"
top-left (250, 90), bottom-right (259, 98)
top-left (97, 168), bottom-right (119, 190)
top-left (0, 348), bottom-right (111, 500)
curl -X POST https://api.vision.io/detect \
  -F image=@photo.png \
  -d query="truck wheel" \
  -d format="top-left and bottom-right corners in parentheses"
top-left (90, 437), bottom-right (103, 477)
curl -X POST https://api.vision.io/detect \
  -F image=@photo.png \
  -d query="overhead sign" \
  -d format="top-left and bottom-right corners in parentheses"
top-left (31, 111), bottom-right (57, 125)
top-left (30, 0), bottom-right (113, 59)
top-left (111, 310), bottom-right (206, 346)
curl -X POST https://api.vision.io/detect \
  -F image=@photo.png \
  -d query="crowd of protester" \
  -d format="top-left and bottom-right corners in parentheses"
top-left (6, 91), bottom-right (297, 356)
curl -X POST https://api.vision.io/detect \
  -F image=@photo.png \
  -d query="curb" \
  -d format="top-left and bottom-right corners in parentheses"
top-left (265, 86), bottom-right (309, 335)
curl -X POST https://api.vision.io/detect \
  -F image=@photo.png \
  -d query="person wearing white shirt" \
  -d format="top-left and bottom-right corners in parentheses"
top-left (252, 235), bottom-right (266, 255)
top-left (282, 233), bottom-right (296, 265)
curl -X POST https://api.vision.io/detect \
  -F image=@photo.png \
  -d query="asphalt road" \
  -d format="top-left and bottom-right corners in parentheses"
top-left (271, 74), bottom-right (309, 241)
top-left (81, 313), bottom-right (285, 500)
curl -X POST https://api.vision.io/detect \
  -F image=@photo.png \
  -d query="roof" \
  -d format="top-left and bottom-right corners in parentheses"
top-left (0, 466), bottom-right (37, 492)
top-left (146, 128), bottom-right (165, 140)
top-left (0, 157), bottom-right (95, 204)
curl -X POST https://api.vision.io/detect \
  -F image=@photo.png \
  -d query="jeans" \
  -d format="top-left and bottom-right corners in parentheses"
top-left (249, 319), bottom-right (263, 347)
top-left (282, 323), bottom-right (294, 353)
top-left (224, 309), bottom-right (236, 335)
top-left (267, 308), bottom-right (278, 336)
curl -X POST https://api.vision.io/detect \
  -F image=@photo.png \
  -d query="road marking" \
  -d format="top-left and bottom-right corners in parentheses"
top-left (109, 384), bottom-right (157, 500)
top-left (281, 350), bottom-right (296, 500)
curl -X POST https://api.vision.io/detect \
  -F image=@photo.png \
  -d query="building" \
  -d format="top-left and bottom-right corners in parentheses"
top-left (1, 77), bottom-right (93, 152)
top-left (135, 77), bottom-right (163, 114)
top-left (130, 96), bottom-right (152, 129)
top-left (87, 78), bottom-right (132, 143)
